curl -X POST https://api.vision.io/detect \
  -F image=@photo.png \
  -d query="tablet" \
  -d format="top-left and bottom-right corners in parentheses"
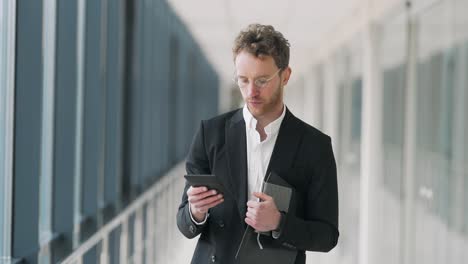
top-left (184, 174), bottom-right (227, 195)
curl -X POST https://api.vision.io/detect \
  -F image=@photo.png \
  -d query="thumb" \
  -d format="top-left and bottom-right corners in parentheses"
top-left (253, 192), bottom-right (272, 201)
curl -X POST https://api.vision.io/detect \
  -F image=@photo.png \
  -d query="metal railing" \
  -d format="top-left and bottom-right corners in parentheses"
top-left (60, 163), bottom-right (196, 264)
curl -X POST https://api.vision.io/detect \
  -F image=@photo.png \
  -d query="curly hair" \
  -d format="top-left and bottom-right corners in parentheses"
top-left (233, 24), bottom-right (290, 69)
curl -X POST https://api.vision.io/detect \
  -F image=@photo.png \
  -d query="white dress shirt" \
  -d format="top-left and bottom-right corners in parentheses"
top-left (243, 104), bottom-right (286, 200)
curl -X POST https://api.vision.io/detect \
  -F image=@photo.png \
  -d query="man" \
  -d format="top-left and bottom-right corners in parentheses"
top-left (177, 24), bottom-right (339, 264)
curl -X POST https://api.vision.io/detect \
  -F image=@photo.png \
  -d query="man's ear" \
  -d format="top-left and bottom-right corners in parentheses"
top-left (282, 67), bottom-right (292, 86)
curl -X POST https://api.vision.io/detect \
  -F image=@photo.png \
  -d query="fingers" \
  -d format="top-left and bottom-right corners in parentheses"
top-left (245, 195), bottom-right (279, 232)
top-left (246, 209), bottom-right (257, 219)
top-left (245, 217), bottom-right (257, 229)
top-left (187, 188), bottom-right (219, 204)
top-left (247, 200), bottom-right (265, 210)
top-left (194, 196), bottom-right (224, 213)
top-left (187, 186), bottom-right (208, 196)
top-left (193, 194), bottom-right (223, 208)
top-left (245, 204), bottom-right (258, 228)
top-left (188, 186), bottom-right (224, 213)
top-left (247, 200), bottom-right (258, 208)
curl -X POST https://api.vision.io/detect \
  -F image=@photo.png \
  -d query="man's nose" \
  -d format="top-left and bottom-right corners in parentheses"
top-left (246, 82), bottom-right (260, 97)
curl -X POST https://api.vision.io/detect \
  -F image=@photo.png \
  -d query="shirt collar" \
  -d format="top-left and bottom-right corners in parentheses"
top-left (242, 104), bottom-right (286, 136)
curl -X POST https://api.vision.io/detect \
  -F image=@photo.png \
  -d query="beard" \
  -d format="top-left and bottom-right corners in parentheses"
top-left (246, 82), bottom-right (283, 118)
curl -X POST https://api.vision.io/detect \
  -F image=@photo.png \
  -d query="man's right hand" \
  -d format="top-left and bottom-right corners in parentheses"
top-left (187, 186), bottom-right (224, 222)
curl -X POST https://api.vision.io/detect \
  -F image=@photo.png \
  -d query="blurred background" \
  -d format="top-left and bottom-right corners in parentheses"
top-left (0, 0), bottom-right (467, 263)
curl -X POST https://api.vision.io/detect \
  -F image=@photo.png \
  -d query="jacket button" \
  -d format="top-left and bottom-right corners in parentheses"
top-left (218, 221), bottom-right (224, 228)
top-left (211, 255), bottom-right (216, 262)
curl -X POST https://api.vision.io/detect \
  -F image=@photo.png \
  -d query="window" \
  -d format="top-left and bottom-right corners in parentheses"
top-left (412, 1), bottom-right (466, 263)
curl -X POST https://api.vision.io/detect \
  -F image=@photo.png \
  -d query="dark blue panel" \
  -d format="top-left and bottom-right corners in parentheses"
top-left (168, 35), bottom-right (178, 166)
top-left (82, 245), bottom-right (97, 264)
top-left (127, 0), bottom-right (143, 191)
top-left (152, 1), bottom-right (164, 177)
top-left (108, 227), bottom-right (121, 264)
top-left (13, 1), bottom-right (43, 263)
top-left (82, 0), bottom-right (103, 218)
top-left (127, 214), bottom-right (135, 258)
top-left (160, 11), bottom-right (170, 172)
top-left (52, 0), bottom-right (78, 262)
top-left (104, 0), bottom-right (124, 206)
top-left (121, 0), bottom-right (136, 202)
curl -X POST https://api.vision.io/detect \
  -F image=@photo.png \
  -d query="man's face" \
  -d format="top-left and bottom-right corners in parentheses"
top-left (234, 51), bottom-right (291, 119)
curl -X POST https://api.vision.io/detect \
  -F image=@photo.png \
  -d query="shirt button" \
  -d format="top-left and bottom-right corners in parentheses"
top-left (211, 255), bottom-right (216, 262)
top-left (189, 225), bottom-right (195, 234)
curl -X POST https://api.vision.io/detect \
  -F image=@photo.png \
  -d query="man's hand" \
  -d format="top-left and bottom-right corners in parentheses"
top-left (187, 186), bottom-right (224, 222)
top-left (245, 192), bottom-right (281, 232)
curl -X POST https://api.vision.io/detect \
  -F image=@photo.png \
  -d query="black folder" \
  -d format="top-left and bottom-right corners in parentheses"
top-left (235, 171), bottom-right (298, 264)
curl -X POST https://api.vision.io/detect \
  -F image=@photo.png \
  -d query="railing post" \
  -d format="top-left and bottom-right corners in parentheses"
top-left (119, 220), bottom-right (128, 264)
top-left (145, 199), bottom-right (155, 264)
top-left (99, 235), bottom-right (109, 264)
top-left (134, 208), bottom-right (143, 264)
top-left (163, 188), bottom-right (170, 262)
top-left (154, 193), bottom-right (163, 264)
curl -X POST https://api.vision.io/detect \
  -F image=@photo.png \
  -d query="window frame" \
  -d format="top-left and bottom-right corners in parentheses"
top-left (38, 0), bottom-right (57, 253)
top-left (0, 0), bottom-right (17, 260)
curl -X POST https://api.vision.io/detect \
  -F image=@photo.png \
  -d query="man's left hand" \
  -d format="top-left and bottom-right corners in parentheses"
top-left (245, 192), bottom-right (281, 232)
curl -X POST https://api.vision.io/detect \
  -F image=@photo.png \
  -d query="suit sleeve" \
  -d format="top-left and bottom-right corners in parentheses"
top-left (275, 137), bottom-right (339, 252)
top-left (176, 121), bottom-right (212, 239)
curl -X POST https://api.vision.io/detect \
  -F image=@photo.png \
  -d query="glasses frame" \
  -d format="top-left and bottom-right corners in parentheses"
top-left (234, 68), bottom-right (282, 89)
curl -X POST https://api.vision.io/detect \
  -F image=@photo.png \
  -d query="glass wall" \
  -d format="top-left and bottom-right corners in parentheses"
top-left (8, 0), bottom-right (219, 263)
top-left (305, 2), bottom-right (467, 264)
top-left (300, 1), bottom-right (468, 264)
top-left (412, 0), bottom-right (468, 263)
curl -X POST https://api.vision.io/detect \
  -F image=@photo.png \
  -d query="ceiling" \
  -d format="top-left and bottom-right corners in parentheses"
top-left (167, 0), bottom-right (360, 84)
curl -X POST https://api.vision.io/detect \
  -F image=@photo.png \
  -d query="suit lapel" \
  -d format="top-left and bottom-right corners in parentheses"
top-left (266, 108), bottom-right (304, 179)
top-left (225, 110), bottom-right (248, 223)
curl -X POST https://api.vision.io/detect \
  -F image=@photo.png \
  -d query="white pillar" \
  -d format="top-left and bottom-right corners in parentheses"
top-left (402, 17), bottom-right (418, 264)
top-left (359, 22), bottom-right (383, 264)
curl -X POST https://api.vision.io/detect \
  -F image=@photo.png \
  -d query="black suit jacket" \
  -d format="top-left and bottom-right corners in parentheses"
top-left (177, 108), bottom-right (339, 264)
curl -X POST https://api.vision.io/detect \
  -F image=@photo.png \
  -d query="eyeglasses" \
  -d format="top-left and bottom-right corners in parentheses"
top-left (233, 68), bottom-right (282, 89)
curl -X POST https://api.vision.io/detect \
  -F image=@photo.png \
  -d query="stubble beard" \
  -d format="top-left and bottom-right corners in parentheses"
top-left (248, 82), bottom-right (283, 118)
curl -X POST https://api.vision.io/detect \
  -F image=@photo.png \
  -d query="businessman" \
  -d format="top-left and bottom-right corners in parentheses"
top-left (177, 24), bottom-right (339, 264)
